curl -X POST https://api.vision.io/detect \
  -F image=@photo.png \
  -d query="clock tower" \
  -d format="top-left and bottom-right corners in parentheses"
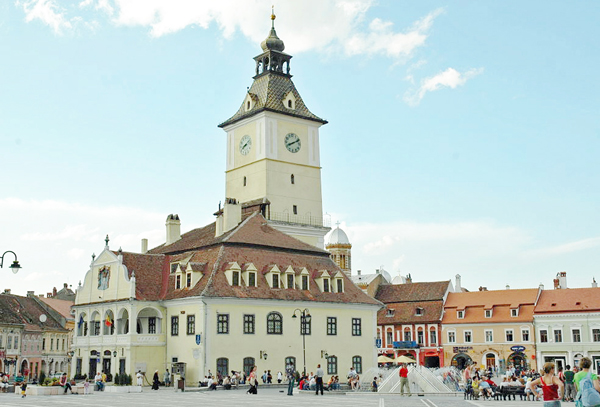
top-left (218, 11), bottom-right (330, 248)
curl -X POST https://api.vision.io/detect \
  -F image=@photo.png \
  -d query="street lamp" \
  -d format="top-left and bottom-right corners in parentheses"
top-left (292, 308), bottom-right (311, 376)
top-left (0, 251), bottom-right (22, 274)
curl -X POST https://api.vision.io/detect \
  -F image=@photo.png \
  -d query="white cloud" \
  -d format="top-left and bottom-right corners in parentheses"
top-left (404, 67), bottom-right (484, 106)
top-left (24, 0), bottom-right (443, 60)
top-left (527, 237), bottom-right (600, 258)
top-left (16, 0), bottom-right (74, 34)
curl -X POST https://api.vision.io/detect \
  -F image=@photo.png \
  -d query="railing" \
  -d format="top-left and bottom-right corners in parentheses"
top-left (268, 211), bottom-right (331, 228)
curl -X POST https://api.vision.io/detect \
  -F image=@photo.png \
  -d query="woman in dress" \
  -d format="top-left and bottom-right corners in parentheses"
top-left (152, 370), bottom-right (160, 390)
top-left (530, 362), bottom-right (564, 407)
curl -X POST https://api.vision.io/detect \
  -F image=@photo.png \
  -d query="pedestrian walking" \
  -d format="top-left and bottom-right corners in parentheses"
top-left (399, 363), bottom-right (411, 396)
top-left (152, 370), bottom-right (160, 390)
top-left (164, 369), bottom-right (171, 387)
top-left (563, 365), bottom-right (575, 401)
top-left (277, 371), bottom-right (282, 384)
top-left (315, 364), bottom-right (324, 395)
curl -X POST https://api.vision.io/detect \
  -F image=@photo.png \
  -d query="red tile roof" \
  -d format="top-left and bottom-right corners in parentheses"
top-left (535, 287), bottom-right (600, 313)
top-left (377, 301), bottom-right (443, 324)
top-left (375, 281), bottom-right (450, 303)
top-left (0, 294), bottom-right (67, 332)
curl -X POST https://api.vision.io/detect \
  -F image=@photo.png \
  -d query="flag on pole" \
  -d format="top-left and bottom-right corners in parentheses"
top-left (78, 314), bottom-right (84, 328)
top-left (105, 315), bottom-right (113, 327)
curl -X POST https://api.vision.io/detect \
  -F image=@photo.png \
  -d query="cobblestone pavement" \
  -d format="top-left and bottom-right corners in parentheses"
top-left (0, 387), bottom-right (552, 407)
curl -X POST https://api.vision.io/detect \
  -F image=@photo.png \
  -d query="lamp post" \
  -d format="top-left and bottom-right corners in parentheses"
top-left (0, 251), bottom-right (22, 274)
top-left (292, 308), bottom-right (311, 376)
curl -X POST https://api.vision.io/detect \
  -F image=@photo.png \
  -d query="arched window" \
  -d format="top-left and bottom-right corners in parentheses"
top-left (77, 313), bottom-right (87, 336)
top-left (327, 356), bottom-right (338, 375)
top-left (243, 357), bottom-right (255, 376)
top-left (288, 99), bottom-right (292, 108)
top-left (285, 356), bottom-right (296, 371)
top-left (216, 358), bottom-right (229, 376)
top-left (352, 355), bottom-right (362, 374)
top-left (291, 174), bottom-right (295, 184)
top-left (267, 312), bottom-right (283, 335)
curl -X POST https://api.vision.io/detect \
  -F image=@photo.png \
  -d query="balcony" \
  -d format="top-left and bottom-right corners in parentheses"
top-left (268, 211), bottom-right (331, 228)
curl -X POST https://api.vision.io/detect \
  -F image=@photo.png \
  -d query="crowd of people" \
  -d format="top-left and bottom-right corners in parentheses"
top-left (462, 357), bottom-right (600, 406)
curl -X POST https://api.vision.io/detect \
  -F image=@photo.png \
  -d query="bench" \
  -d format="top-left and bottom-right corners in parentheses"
top-left (500, 386), bottom-right (525, 400)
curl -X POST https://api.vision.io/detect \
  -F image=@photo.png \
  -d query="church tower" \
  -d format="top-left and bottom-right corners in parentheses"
top-left (218, 11), bottom-right (330, 248)
top-left (326, 222), bottom-right (352, 277)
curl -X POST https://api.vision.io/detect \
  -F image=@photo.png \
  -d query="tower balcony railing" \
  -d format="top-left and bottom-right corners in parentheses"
top-left (268, 211), bottom-right (331, 228)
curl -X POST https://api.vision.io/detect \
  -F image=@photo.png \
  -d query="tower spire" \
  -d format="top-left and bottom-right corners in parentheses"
top-left (271, 5), bottom-right (275, 29)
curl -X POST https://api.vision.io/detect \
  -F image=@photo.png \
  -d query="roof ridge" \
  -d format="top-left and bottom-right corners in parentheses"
top-left (220, 211), bottom-right (260, 242)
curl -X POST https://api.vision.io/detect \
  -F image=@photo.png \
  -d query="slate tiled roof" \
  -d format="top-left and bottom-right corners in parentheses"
top-left (218, 72), bottom-right (327, 128)
top-left (443, 288), bottom-right (539, 324)
top-left (124, 212), bottom-right (380, 307)
top-left (535, 287), bottom-right (600, 313)
top-left (375, 281), bottom-right (450, 304)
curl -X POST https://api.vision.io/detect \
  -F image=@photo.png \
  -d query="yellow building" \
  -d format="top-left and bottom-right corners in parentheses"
top-left (442, 287), bottom-right (540, 372)
top-left (70, 14), bottom-right (381, 385)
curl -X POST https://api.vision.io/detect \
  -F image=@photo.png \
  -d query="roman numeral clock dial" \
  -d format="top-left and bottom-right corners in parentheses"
top-left (239, 135), bottom-right (252, 155)
top-left (284, 133), bottom-right (301, 153)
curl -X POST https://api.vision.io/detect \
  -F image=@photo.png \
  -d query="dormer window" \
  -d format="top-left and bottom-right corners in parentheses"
top-left (386, 309), bottom-right (394, 317)
top-left (336, 279), bottom-right (343, 293)
top-left (283, 91), bottom-right (296, 110)
top-left (323, 278), bottom-right (330, 292)
top-left (415, 307), bottom-right (424, 316)
top-left (248, 272), bottom-right (256, 287)
top-left (225, 262), bottom-right (242, 287)
top-left (288, 100), bottom-right (292, 108)
top-left (247, 101), bottom-right (251, 110)
top-left (511, 308), bottom-right (519, 317)
top-left (186, 273), bottom-right (192, 288)
top-left (302, 275), bottom-right (309, 290)
top-left (170, 263), bottom-right (178, 273)
top-left (232, 271), bottom-right (240, 286)
top-left (457, 310), bottom-right (465, 319)
top-left (485, 309), bottom-right (492, 318)
top-left (287, 273), bottom-right (294, 289)
top-left (176, 275), bottom-right (181, 289)
top-left (272, 273), bottom-right (279, 289)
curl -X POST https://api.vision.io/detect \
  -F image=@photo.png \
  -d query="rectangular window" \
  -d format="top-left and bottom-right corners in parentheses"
top-left (323, 279), bottom-right (329, 292)
top-left (485, 330), bottom-right (493, 342)
top-left (76, 358), bottom-right (82, 376)
top-left (287, 274), bottom-right (294, 289)
top-left (593, 329), bottom-right (600, 342)
top-left (448, 331), bottom-right (456, 343)
top-left (417, 330), bottom-right (424, 344)
top-left (404, 331), bottom-right (412, 341)
top-left (457, 310), bottom-right (464, 319)
top-left (232, 271), bottom-right (240, 286)
top-left (272, 274), bottom-right (279, 288)
top-left (386, 331), bottom-right (393, 344)
top-left (430, 330), bottom-right (437, 344)
top-left (217, 314), bottom-right (229, 334)
top-left (327, 317), bottom-right (337, 335)
top-left (248, 272), bottom-right (256, 287)
top-left (148, 317), bottom-right (156, 334)
top-left (244, 314), bottom-right (255, 334)
top-left (187, 273), bottom-right (192, 287)
top-left (302, 275), bottom-right (308, 290)
top-left (50, 338), bottom-right (54, 350)
top-left (554, 329), bottom-right (562, 343)
top-left (171, 316), bottom-right (179, 336)
top-left (540, 329), bottom-right (548, 343)
top-left (336, 279), bottom-right (343, 293)
top-left (176, 275), bottom-right (181, 289)
top-left (62, 338), bottom-right (65, 351)
top-left (485, 309), bottom-right (492, 318)
top-left (301, 319), bottom-right (311, 335)
top-left (327, 356), bottom-right (338, 375)
top-left (352, 356), bottom-right (363, 374)
top-left (94, 321), bottom-right (100, 335)
top-left (415, 307), bottom-right (423, 316)
top-left (14, 336), bottom-right (18, 350)
top-left (522, 329), bottom-right (530, 342)
top-left (352, 318), bottom-right (362, 336)
top-left (187, 315), bottom-right (195, 335)
top-left (293, 205), bottom-right (298, 215)
top-left (506, 330), bottom-right (514, 342)
top-left (464, 331), bottom-right (472, 343)
top-left (41, 338), bottom-right (45, 350)
top-left (511, 308), bottom-right (519, 317)
top-left (573, 329), bottom-right (581, 343)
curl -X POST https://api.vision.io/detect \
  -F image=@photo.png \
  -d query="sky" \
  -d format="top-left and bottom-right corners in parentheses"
top-left (1, 0), bottom-right (599, 296)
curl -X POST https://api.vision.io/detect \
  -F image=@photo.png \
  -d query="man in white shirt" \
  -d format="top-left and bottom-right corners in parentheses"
top-left (315, 364), bottom-right (324, 395)
top-left (94, 372), bottom-right (104, 391)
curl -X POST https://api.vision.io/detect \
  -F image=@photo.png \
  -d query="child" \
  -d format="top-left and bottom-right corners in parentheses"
top-left (83, 379), bottom-right (90, 395)
top-left (20, 382), bottom-right (27, 398)
top-left (371, 377), bottom-right (378, 392)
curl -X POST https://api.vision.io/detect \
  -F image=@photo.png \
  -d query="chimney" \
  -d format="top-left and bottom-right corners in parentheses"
top-left (3, 289), bottom-right (11, 294)
top-left (63, 283), bottom-right (68, 289)
top-left (47, 292), bottom-right (53, 298)
top-left (27, 291), bottom-right (35, 297)
top-left (455, 274), bottom-right (462, 292)
top-left (38, 294), bottom-right (45, 298)
top-left (539, 282), bottom-right (544, 290)
top-left (215, 198), bottom-right (241, 237)
top-left (141, 238), bottom-right (148, 254)
top-left (357, 270), bottom-right (361, 276)
top-left (506, 285), bottom-right (510, 290)
top-left (592, 278), bottom-right (597, 288)
top-left (405, 273), bottom-right (412, 283)
top-left (166, 214), bottom-right (181, 245)
top-left (53, 287), bottom-right (57, 296)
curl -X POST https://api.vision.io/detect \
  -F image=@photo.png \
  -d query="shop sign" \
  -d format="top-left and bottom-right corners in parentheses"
top-left (511, 345), bottom-right (526, 352)
top-left (453, 346), bottom-right (473, 353)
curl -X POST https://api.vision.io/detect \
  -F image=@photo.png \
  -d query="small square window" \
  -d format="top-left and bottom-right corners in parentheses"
top-left (511, 308), bottom-right (519, 317)
top-left (415, 307), bottom-right (423, 316)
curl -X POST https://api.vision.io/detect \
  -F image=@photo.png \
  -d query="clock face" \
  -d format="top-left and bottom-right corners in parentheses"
top-left (239, 135), bottom-right (252, 155)
top-left (284, 133), bottom-right (301, 153)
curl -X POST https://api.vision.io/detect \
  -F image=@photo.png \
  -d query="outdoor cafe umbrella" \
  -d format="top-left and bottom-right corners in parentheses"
top-left (377, 355), bottom-right (395, 363)
top-left (395, 355), bottom-right (416, 364)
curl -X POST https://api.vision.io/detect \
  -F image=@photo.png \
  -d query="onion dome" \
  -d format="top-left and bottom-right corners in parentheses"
top-left (260, 9), bottom-right (285, 52)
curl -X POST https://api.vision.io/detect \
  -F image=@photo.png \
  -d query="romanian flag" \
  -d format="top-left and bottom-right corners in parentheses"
top-left (105, 315), bottom-right (113, 327)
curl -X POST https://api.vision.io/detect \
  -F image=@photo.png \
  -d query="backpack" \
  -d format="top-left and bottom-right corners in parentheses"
top-left (578, 372), bottom-right (600, 407)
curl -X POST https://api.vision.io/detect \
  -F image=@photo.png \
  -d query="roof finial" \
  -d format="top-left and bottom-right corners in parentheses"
top-left (271, 5), bottom-right (275, 28)
top-left (105, 234), bottom-right (110, 247)
top-left (335, 221), bottom-right (341, 228)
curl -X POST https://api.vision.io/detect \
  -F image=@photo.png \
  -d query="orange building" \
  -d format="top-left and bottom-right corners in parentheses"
top-left (442, 287), bottom-right (541, 371)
